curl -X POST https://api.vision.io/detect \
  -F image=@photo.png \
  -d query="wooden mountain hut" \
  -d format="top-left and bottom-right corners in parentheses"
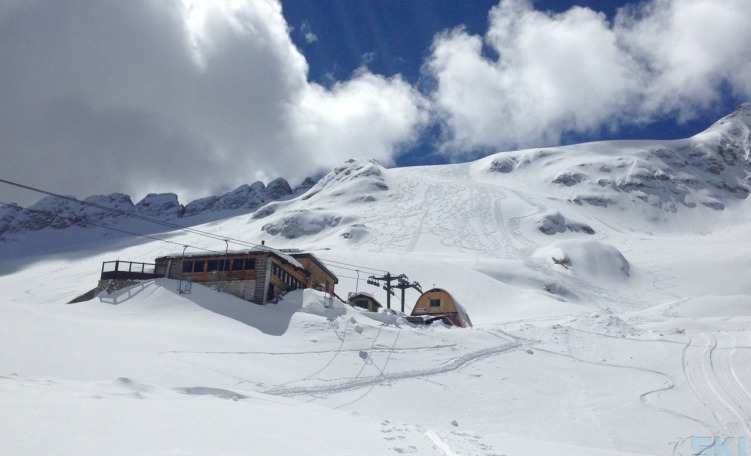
top-left (409, 288), bottom-right (473, 328)
top-left (154, 248), bottom-right (337, 305)
top-left (347, 292), bottom-right (383, 312)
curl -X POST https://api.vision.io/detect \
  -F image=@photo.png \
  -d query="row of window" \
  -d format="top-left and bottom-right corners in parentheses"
top-left (182, 258), bottom-right (256, 274)
top-left (271, 263), bottom-right (304, 289)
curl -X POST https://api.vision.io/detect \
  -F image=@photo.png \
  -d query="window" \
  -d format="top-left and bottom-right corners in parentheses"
top-left (244, 258), bottom-right (256, 270)
top-left (355, 300), bottom-right (369, 310)
top-left (271, 264), bottom-right (302, 290)
top-left (193, 260), bottom-right (205, 272)
top-left (205, 259), bottom-right (229, 272)
top-left (182, 261), bottom-right (193, 273)
top-left (429, 299), bottom-right (441, 308)
top-left (232, 259), bottom-right (243, 271)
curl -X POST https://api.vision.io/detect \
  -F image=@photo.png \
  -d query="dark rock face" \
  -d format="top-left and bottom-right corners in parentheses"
top-left (0, 203), bottom-right (23, 237)
top-left (552, 172), bottom-right (587, 187)
top-left (266, 178), bottom-right (293, 200)
top-left (262, 213), bottom-right (342, 239)
top-left (295, 177), bottom-right (317, 196)
top-left (182, 181), bottom-right (285, 217)
top-left (537, 212), bottom-right (595, 235)
top-left (1, 193), bottom-right (138, 235)
top-left (489, 158), bottom-right (515, 173)
top-left (135, 193), bottom-right (182, 217)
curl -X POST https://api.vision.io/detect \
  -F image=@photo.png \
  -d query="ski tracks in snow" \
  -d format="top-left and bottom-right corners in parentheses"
top-left (364, 166), bottom-right (515, 258)
top-left (263, 339), bottom-right (521, 397)
top-left (682, 332), bottom-right (751, 437)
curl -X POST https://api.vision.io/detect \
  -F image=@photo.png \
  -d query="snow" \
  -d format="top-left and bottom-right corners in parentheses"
top-left (534, 240), bottom-right (632, 283)
top-left (2, 111), bottom-right (751, 455)
top-left (158, 246), bottom-right (305, 270)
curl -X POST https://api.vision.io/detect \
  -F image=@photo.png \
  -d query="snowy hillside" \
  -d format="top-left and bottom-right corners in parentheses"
top-left (2, 105), bottom-right (751, 455)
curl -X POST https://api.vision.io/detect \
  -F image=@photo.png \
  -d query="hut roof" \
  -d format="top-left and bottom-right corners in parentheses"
top-left (348, 292), bottom-right (383, 305)
top-left (291, 252), bottom-right (339, 284)
top-left (414, 288), bottom-right (473, 327)
top-left (156, 246), bottom-right (304, 270)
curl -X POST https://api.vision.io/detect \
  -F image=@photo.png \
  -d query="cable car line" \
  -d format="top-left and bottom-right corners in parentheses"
top-left (1, 177), bottom-right (392, 276)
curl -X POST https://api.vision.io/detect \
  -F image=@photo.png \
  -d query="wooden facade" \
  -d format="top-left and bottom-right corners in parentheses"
top-left (410, 288), bottom-right (473, 328)
top-left (292, 253), bottom-right (338, 294)
top-left (154, 248), bottom-right (337, 305)
top-left (347, 292), bottom-right (383, 312)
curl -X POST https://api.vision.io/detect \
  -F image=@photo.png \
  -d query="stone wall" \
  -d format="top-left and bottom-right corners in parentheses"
top-left (167, 259), bottom-right (182, 279)
top-left (253, 258), bottom-right (272, 304)
top-left (221, 280), bottom-right (257, 302)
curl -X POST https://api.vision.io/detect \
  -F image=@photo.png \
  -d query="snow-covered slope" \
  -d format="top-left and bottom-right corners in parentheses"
top-left (2, 105), bottom-right (751, 455)
top-left (480, 103), bottom-right (750, 224)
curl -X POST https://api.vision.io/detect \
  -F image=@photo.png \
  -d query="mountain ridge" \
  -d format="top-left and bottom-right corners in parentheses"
top-left (0, 176), bottom-right (315, 240)
top-left (2, 103), bottom-right (750, 242)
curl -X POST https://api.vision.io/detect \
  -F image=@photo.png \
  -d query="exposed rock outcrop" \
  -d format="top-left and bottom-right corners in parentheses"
top-left (0, 177), bottom-right (304, 239)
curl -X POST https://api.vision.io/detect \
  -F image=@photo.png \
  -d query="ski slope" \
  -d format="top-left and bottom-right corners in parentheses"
top-left (2, 107), bottom-right (751, 455)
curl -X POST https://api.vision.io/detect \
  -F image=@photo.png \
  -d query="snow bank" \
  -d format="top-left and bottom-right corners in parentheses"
top-left (535, 240), bottom-right (631, 282)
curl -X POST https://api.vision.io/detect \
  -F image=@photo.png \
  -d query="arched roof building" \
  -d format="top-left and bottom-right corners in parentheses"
top-left (410, 288), bottom-right (472, 328)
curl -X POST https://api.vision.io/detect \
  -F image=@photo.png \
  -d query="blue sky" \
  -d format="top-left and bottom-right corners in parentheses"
top-left (1, 0), bottom-right (750, 206)
top-left (281, 0), bottom-right (739, 166)
top-left (283, 1), bottom-right (626, 85)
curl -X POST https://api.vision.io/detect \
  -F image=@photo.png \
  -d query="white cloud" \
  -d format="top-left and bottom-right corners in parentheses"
top-left (291, 72), bottom-right (429, 169)
top-left (300, 20), bottom-right (318, 44)
top-left (615, 0), bottom-right (751, 118)
top-left (426, 0), bottom-right (751, 155)
top-left (2, 0), bottom-right (750, 206)
top-left (0, 0), bottom-right (425, 206)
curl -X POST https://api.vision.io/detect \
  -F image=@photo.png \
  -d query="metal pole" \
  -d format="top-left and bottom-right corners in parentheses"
top-left (385, 273), bottom-right (391, 310)
top-left (178, 245), bottom-right (188, 293)
top-left (219, 239), bottom-right (228, 292)
top-left (355, 270), bottom-right (360, 294)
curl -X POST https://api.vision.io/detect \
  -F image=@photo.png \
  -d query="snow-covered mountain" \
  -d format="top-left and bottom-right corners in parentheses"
top-left (0, 176), bottom-right (309, 239)
top-left (4, 103), bottom-right (749, 242)
top-left (2, 104), bottom-right (751, 455)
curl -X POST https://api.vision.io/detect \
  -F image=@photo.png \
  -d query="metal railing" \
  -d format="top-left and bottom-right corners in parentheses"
top-left (100, 260), bottom-right (162, 280)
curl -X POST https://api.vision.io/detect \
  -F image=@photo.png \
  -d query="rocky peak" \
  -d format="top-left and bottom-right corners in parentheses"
top-left (135, 193), bottom-right (183, 217)
top-left (81, 193), bottom-right (136, 220)
top-left (1, 177), bottom-right (304, 239)
top-left (182, 178), bottom-right (294, 217)
top-left (266, 178), bottom-right (293, 200)
top-left (295, 177), bottom-right (317, 196)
